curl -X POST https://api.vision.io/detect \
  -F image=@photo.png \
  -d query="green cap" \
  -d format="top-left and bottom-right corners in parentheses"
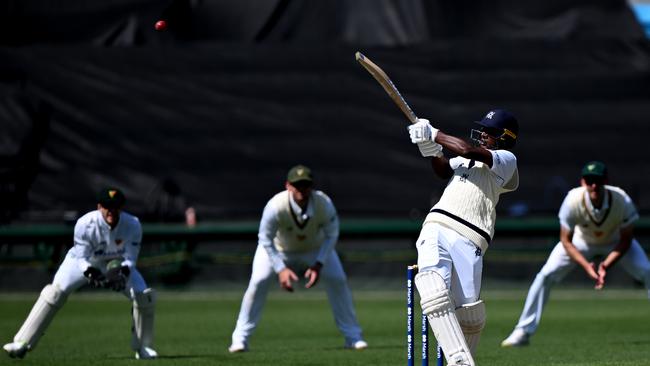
top-left (97, 187), bottom-right (126, 209)
top-left (581, 161), bottom-right (607, 178)
top-left (287, 165), bottom-right (313, 184)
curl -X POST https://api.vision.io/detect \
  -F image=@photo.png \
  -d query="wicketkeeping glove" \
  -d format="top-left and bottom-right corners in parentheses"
top-left (83, 267), bottom-right (106, 288)
top-left (105, 265), bottom-right (130, 292)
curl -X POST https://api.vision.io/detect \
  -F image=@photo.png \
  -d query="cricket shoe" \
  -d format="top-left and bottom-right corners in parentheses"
top-left (344, 340), bottom-right (368, 350)
top-left (500, 328), bottom-right (530, 347)
top-left (135, 346), bottom-right (158, 360)
top-left (228, 342), bottom-right (248, 353)
top-left (3, 341), bottom-right (28, 359)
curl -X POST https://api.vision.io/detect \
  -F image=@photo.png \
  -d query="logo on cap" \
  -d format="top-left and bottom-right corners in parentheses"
top-left (287, 164), bottom-right (313, 183)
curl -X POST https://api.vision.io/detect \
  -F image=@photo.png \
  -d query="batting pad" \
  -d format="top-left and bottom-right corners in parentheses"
top-left (14, 284), bottom-right (67, 349)
top-left (456, 300), bottom-right (486, 354)
top-left (415, 271), bottom-right (475, 366)
top-left (131, 288), bottom-right (156, 350)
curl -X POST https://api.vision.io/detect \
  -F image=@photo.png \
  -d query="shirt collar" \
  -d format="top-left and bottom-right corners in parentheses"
top-left (583, 188), bottom-right (609, 217)
top-left (288, 192), bottom-right (313, 223)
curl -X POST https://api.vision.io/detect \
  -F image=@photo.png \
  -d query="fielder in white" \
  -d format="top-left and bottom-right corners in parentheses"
top-left (3, 188), bottom-right (158, 360)
top-left (228, 165), bottom-right (367, 353)
top-left (501, 161), bottom-right (650, 347)
top-left (408, 109), bottom-right (520, 366)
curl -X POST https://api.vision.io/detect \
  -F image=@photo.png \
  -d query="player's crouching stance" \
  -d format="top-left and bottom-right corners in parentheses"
top-left (3, 188), bottom-right (158, 360)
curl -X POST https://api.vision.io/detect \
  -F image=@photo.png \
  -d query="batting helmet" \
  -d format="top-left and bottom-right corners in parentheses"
top-left (472, 109), bottom-right (519, 149)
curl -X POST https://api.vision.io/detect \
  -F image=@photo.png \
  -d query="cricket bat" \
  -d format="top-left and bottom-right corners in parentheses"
top-left (355, 52), bottom-right (418, 124)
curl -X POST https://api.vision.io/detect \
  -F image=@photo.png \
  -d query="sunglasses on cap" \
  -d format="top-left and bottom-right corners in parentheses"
top-left (583, 175), bottom-right (605, 186)
top-left (291, 180), bottom-right (313, 189)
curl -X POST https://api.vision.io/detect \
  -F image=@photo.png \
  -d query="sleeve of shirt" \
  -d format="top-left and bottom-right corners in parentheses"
top-left (448, 156), bottom-right (465, 170)
top-left (621, 191), bottom-right (639, 228)
top-left (69, 219), bottom-right (94, 272)
top-left (316, 197), bottom-right (340, 265)
top-left (558, 193), bottom-right (576, 231)
top-left (122, 219), bottom-right (143, 268)
top-left (258, 200), bottom-right (286, 273)
top-left (489, 150), bottom-right (517, 188)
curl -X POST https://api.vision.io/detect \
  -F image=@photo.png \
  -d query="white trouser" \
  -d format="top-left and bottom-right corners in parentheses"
top-left (514, 238), bottom-right (650, 335)
top-left (416, 223), bottom-right (484, 307)
top-left (53, 252), bottom-right (148, 296)
top-left (231, 244), bottom-right (363, 345)
top-left (10, 253), bottom-right (150, 351)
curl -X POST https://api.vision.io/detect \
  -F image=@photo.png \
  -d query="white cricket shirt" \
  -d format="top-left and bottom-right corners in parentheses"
top-left (558, 185), bottom-right (638, 246)
top-left (68, 210), bottom-right (143, 271)
top-left (424, 149), bottom-right (518, 250)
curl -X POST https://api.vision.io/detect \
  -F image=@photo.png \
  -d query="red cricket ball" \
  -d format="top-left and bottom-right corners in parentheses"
top-left (155, 20), bottom-right (167, 31)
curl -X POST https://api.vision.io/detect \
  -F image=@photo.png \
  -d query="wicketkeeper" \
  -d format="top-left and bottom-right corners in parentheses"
top-left (3, 188), bottom-right (158, 360)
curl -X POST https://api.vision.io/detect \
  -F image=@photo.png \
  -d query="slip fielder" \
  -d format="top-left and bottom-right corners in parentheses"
top-left (228, 165), bottom-right (367, 353)
top-left (501, 161), bottom-right (650, 347)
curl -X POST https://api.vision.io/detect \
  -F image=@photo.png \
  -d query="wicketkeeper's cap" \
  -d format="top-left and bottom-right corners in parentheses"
top-left (97, 187), bottom-right (126, 209)
top-left (581, 161), bottom-right (607, 178)
top-left (287, 165), bottom-right (313, 184)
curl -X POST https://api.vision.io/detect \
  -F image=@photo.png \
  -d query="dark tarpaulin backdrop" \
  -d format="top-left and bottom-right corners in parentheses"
top-left (1, 0), bottom-right (649, 223)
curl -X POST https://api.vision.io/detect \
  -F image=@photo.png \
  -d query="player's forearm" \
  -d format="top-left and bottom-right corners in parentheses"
top-left (561, 240), bottom-right (591, 269)
top-left (430, 156), bottom-right (453, 178)
top-left (435, 131), bottom-right (492, 165)
top-left (602, 240), bottom-right (632, 269)
top-left (260, 239), bottom-right (286, 272)
top-left (315, 236), bottom-right (337, 264)
top-left (434, 131), bottom-right (472, 155)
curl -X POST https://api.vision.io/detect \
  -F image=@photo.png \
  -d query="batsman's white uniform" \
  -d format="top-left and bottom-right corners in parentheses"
top-left (3, 210), bottom-right (157, 359)
top-left (507, 185), bottom-right (650, 337)
top-left (416, 151), bottom-right (518, 365)
top-left (230, 190), bottom-right (364, 348)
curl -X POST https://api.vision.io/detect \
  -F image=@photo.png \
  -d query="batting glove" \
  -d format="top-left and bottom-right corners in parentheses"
top-left (408, 118), bottom-right (439, 144)
top-left (83, 267), bottom-right (106, 288)
top-left (417, 141), bottom-right (444, 158)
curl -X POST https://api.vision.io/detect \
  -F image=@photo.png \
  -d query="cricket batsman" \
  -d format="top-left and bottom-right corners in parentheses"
top-left (408, 109), bottom-right (520, 365)
top-left (3, 188), bottom-right (158, 360)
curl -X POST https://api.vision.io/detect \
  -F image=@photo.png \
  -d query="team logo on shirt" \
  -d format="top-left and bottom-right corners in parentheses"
top-left (460, 173), bottom-right (469, 182)
top-left (296, 234), bottom-right (306, 241)
top-left (115, 239), bottom-right (123, 245)
top-left (594, 231), bottom-right (603, 237)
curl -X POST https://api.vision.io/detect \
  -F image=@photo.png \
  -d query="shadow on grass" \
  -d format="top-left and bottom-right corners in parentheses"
top-left (321, 344), bottom-right (402, 351)
top-left (105, 353), bottom-right (226, 360)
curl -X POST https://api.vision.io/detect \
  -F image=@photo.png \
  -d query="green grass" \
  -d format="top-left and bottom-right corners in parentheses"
top-left (1, 288), bottom-right (649, 365)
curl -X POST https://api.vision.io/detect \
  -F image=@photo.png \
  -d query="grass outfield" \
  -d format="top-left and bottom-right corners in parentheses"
top-left (1, 288), bottom-right (649, 365)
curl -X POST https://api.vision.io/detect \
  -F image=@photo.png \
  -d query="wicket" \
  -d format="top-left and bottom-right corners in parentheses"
top-left (407, 265), bottom-right (444, 366)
